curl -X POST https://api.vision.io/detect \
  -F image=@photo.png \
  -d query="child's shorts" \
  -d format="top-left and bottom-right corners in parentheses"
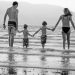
top-left (8, 67), bottom-right (16, 74)
top-left (23, 38), bottom-right (29, 47)
top-left (41, 35), bottom-right (47, 44)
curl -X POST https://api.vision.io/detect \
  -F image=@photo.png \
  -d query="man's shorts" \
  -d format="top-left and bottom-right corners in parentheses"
top-left (23, 38), bottom-right (29, 47)
top-left (8, 21), bottom-right (17, 35)
top-left (41, 35), bottom-right (47, 44)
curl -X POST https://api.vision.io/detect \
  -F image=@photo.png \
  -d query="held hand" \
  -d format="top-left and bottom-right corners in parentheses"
top-left (17, 30), bottom-right (19, 32)
top-left (33, 34), bottom-right (35, 37)
top-left (74, 26), bottom-right (75, 30)
top-left (32, 35), bottom-right (34, 37)
top-left (3, 24), bottom-right (6, 29)
top-left (30, 35), bottom-right (33, 37)
top-left (52, 28), bottom-right (55, 31)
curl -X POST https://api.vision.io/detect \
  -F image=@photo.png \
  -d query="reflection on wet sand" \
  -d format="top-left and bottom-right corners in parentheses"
top-left (0, 26), bottom-right (75, 75)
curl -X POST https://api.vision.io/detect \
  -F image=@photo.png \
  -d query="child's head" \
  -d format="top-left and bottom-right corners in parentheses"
top-left (24, 24), bottom-right (28, 29)
top-left (42, 21), bottom-right (47, 26)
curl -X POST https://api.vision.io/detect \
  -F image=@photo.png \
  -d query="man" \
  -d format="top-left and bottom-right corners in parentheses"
top-left (3, 1), bottom-right (18, 47)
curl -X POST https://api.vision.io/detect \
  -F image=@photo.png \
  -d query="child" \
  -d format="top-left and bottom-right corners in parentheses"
top-left (52, 8), bottom-right (75, 49)
top-left (18, 24), bottom-right (32, 48)
top-left (33, 21), bottom-right (52, 49)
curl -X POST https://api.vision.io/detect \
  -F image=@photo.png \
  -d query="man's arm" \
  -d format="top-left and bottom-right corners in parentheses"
top-left (16, 9), bottom-right (18, 30)
top-left (3, 9), bottom-right (8, 29)
top-left (70, 16), bottom-right (75, 30)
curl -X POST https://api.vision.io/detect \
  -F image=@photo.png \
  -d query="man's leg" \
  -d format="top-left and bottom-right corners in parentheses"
top-left (8, 26), bottom-right (11, 47)
top-left (11, 34), bottom-right (14, 47)
top-left (11, 27), bottom-right (16, 47)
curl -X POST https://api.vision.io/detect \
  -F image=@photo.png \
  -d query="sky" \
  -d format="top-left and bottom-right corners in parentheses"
top-left (0, 0), bottom-right (75, 26)
top-left (0, 0), bottom-right (75, 12)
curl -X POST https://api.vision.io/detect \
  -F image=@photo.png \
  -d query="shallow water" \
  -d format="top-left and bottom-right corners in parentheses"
top-left (0, 26), bottom-right (75, 75)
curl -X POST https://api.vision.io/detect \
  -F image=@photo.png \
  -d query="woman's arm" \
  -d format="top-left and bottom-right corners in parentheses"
top-left (53, 16), bottom-right (62, 31)
top-left (70, 16), bottom-right (75, 30)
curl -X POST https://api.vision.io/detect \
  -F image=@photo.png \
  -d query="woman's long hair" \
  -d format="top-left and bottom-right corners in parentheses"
top-left (64, 8), bottom-right (72, 16)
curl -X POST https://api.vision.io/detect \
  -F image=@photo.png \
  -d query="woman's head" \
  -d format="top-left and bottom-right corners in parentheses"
top-left (42, 21), bottom-right (47, 26)
top-left (64, 8), bottom-right (72, 16)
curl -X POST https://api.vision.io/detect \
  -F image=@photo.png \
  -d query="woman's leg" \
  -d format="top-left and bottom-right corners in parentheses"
top-left (67, 32), bottom-right (70, 49)
top-left (62, 32), bottom-right (66, 49)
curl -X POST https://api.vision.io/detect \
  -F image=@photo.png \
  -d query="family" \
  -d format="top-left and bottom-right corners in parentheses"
top-left (3, 1), bottom-right (75, 49)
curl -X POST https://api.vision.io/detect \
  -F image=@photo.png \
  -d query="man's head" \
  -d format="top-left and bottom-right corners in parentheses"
top-left (12, 1), bottom-right (18, 8)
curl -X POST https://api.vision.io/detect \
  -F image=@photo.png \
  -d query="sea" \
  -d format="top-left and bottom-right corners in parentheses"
top-left (0, 25), bottom-right (75, 75)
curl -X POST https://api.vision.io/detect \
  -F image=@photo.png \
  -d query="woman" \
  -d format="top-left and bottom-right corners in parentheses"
top-left (53, 8), bottom-right (75, 49)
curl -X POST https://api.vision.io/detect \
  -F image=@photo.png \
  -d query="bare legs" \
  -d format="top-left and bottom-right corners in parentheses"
top-left (67, 32), bottom-right (70, 49)
top-left (42, 44), bottom-right (45, 49)
top-left (9, 34), bottom-right (14, 47)
top-left (62, 31), bottom-right (70, 50)
top-left (8, 26), bottom-right (15, 47)
top-left (62, 32), bottom-right (66, 49)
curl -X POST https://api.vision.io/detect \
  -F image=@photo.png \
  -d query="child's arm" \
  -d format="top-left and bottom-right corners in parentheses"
top-left (28, 32), bottom-right (33, 37)
top-left (70, 16), bottom-right (75, 30)
top-left (46, 27), bottom-right (52, 30)
top-left (52, 16), bottom-right (62, 31)
top-left (33, 28), bottom-right (41, 36)
top-left (17, 30), bottom-right (23, 33)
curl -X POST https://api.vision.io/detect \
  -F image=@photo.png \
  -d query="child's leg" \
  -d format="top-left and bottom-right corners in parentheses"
top-left (42, 44), bottom-right (45, 49)
top-left (62, 32), bottom-right (66, 49)
top-left (41, 35), bottom-right (47, 49)
top-left (26, 43), bottom-right (28, 48)
top-left (67, 32), bottom-right (70, 49)
top-left (25, 38), bottom-right (29, 48)
top-left (23, 38), bottom-right (25, 47)
top-left (26, 38), bottom-right (29, 48)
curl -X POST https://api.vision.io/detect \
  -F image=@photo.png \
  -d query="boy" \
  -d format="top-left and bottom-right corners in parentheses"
top-left (18, 24), bottom-right (32, 48)
top-left (33, 21), bottom-right (52, 49)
